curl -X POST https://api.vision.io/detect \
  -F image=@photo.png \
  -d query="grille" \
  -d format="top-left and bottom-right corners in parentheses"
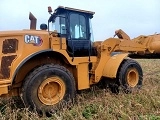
top-left (0, 55), bottom-right (17, 79)
top-left (2, 39), bottom-right (18, 54)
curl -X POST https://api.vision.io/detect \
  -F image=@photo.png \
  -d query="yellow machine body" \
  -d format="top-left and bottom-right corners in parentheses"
top-left (0, 29), bottom-right (145, 96)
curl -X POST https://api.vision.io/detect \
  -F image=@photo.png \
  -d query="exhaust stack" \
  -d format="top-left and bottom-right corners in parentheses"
top-left (29, 12), bottom-right (37, 30)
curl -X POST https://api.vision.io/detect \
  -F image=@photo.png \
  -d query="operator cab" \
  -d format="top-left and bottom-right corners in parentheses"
top-left (48, 6), bottom-right (96, 57)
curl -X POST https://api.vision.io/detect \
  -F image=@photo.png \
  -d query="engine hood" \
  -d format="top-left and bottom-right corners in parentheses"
top-left (0, 29), bottom-right (49, 37)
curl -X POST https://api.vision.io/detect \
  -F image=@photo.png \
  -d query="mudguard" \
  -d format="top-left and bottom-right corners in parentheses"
top-left (102, 53), bottom-right (128, 78)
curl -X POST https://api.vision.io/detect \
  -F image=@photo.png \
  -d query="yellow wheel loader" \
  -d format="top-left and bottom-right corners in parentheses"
top-left (0, 6), bottom-right (158, 114)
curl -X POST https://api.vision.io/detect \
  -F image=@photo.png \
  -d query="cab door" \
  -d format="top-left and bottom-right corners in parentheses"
top-left (67, 13), bottom-right (91, 57)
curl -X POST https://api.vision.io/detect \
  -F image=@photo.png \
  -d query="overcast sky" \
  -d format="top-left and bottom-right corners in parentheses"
top-left (0, 0), bottom-right (160, 40)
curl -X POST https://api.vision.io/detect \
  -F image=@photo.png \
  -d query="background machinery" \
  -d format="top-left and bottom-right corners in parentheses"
top-left (0, 6), bottom-right (159, 114)
top-left (114, 29), bottom-right (160, 58)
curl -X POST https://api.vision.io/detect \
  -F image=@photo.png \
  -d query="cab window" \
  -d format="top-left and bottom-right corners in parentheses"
top-left (69, 13), bottom-right (87, 39)
top-left (51, 14), bottom-right (66, 35)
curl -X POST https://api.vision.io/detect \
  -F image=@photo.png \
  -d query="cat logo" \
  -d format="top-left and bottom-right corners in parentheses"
top-left (24, 35), bottom-right (43, 46)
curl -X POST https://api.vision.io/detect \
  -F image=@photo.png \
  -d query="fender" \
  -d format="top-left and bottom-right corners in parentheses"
top-left (102, 53), bottom-right (128, 78)
top-left (12, 49), bottom-right (52, 82)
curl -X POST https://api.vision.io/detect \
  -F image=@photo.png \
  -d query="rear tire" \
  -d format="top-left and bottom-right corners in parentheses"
top-left (21, 64), bottom-right (76, 115)
top-left (117, 59), bottom-right (143, 93)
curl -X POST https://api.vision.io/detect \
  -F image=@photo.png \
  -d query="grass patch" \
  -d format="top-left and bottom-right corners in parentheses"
top-left (0, 59), bottom-right (160, 120)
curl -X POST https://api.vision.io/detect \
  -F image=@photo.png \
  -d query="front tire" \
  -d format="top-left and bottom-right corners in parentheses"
top-left (118, 59), bottom-right (143, 93)
top-left (21, 64), bottom-right (76, 114)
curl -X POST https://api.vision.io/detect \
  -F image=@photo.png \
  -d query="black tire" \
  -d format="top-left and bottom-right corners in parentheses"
top-left (21, 64), bottom-right (76, 115)
top-left (117, 59), bottom-right (143, 93)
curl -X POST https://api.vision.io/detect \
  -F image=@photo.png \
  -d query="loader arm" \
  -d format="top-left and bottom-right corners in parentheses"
top-left (114, 29), bottom-right (130, 40)
top-left (102, 38), bottom-right (146, 53)
top-left (114, 29), bottom-right (160, 58)
top-left (93, 38), bottom-right (146, 83)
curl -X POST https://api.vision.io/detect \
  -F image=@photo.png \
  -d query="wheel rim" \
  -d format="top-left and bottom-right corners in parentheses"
top-left (38, 76), bottom-right (66, 105)
top-left (127, 69), bottom-right (139, 87)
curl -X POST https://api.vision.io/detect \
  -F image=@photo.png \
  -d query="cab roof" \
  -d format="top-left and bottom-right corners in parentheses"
top-left (49, 6), bottom-right (95, 22)
top-left (55, 6), bottom-right (95, 15)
